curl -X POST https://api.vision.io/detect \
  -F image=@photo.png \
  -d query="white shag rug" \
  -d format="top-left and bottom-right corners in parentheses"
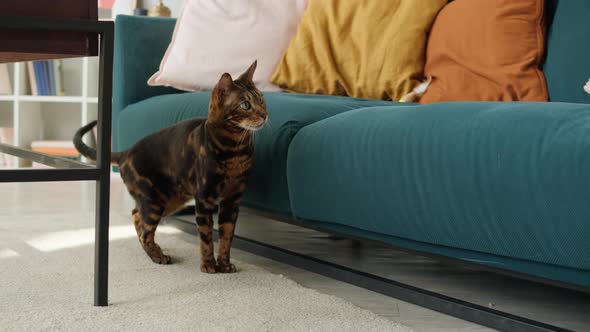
top-left (0, 213), bottom-right (412, 332)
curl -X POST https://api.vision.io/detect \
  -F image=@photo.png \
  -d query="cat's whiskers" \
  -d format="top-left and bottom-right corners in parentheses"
top-left (237, 128), bottom-right (249, 146)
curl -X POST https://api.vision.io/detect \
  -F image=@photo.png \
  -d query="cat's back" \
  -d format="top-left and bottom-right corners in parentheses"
top-left (123, 117), bottom-right (206, 166)
top-left (133, 118), bottom-right (205, 150)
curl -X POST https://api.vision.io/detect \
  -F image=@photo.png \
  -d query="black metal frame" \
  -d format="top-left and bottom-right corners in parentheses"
top-left (173, 206), bottom-right (590, 295)
top-left (0, 17), bottom-right (113, 307)
top-left (168, 209), bottom-right (580, 332)
top-left (251, 209), bottom-right (590, 295)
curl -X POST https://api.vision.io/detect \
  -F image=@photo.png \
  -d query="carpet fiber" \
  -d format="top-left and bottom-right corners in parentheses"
top-left (0, 212), bottom-right (411, 331)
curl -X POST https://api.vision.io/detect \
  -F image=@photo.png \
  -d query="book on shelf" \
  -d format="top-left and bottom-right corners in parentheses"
top-left (31, 140), bottom-right (79, 158)
top-left (27, 60), bottom-right (64, 96)
top-left (42, 61), bottom-right (52, 96)
top-left (26, 62), bottom-right (38, 96)
top-left (47, 61), bottom-right (55, 96)
top-left (0, 127), bottom-right (16, 167)
top-left (32, 61), bottom-right (45, 95)
top-left (30, 140), bottom-right (80, 169)
top-left (0, 63), bottom-right (12, 95)
top-left (92, 125), bottom-right (98, 146)
top-left (54, 60), bottom-right (65, 96)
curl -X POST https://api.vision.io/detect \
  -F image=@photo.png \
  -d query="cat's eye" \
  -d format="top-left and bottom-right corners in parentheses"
top-left (240, 101), bottom-right (251, 110)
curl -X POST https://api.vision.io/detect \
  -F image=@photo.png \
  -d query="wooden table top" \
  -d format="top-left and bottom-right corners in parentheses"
top-left (0, 0), bottom-right (99, 63)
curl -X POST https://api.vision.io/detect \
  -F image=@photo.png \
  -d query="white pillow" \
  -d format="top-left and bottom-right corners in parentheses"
top-left (148, 0), bottom-right (307, 92)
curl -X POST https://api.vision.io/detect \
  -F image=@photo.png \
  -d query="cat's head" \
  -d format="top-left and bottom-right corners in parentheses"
top-left (209, 61), bottom-right (268, 131)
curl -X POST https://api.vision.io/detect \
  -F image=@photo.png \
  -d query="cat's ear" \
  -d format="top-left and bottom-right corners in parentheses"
top-left (216, 73), bottom-right (235, 97)
top-left (237, 60), bottom-right (257, 83)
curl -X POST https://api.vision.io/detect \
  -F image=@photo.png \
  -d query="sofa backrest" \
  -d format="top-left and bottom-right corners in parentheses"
top-left (543, 0), bottom-right (590, 104)
top-left (113, 15), bottom-right (178, 117)
top-left (113, 3), bottom-right (590, 107)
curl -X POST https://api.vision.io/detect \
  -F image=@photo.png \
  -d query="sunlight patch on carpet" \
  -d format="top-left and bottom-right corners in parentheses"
top-left (0, 248), bottom-right (19, 258)
top-left (26, 225), bottom-right (181, 252)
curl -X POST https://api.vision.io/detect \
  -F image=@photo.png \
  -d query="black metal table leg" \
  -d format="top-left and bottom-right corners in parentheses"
top-left (94, 22), bottom-right (114, 307)
top-left (0, 17), bottom-right (115, 307)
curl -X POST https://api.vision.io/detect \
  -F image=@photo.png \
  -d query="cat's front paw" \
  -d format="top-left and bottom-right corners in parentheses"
top-left (216, 262), bottom-right (237, 273)
top-left (200, 259), bottom-right (217, 273)
top-left (152, 254), bottom-right (172, 265)
top-left (143, 242), bottom-right (172, 265)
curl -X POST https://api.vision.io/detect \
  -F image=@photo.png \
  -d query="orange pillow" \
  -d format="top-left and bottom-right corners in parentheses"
top-left (420, 0), bottom-right (548, 103)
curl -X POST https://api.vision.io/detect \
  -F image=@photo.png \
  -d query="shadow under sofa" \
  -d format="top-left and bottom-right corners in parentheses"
top-left (112, 15), bottom-right (590, 291)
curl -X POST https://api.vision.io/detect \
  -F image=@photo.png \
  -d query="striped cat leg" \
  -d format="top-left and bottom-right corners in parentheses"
top-left (216, 199), bottom-right (240, 273)
top-left (132, 207), bottom-right (140, 236)
top-left (196, 200), bottom-right (216, 273)
top-left (136, 202), bottom-right (171, 264)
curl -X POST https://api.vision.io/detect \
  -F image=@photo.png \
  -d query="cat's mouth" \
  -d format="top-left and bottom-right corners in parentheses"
top-left (239, 119), bottom-right (266, 131)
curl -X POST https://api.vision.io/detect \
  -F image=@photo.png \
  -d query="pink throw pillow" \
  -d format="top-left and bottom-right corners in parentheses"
top-left (148, 0), bottom-right (307, 92)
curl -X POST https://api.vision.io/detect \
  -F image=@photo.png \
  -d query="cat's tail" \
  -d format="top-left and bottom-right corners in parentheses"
top-left (73, 120), bottom-right (123, 165)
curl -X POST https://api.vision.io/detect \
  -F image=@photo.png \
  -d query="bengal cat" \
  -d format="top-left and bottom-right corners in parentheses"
top-left (73, 61), bottom-right (267, 273)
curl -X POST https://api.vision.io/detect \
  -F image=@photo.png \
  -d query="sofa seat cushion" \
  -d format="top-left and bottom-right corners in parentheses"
top-left (287, 102), bottom-right (590, 271)
top-left (115, 91), bottom-right (400, 214)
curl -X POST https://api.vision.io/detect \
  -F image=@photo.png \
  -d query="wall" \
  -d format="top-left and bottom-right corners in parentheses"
top-left (112, 0), bottom-right (183, 18)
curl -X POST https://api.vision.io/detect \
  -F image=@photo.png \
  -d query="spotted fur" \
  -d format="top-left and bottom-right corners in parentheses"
top-left (73, 61), bottom-right (267, 273)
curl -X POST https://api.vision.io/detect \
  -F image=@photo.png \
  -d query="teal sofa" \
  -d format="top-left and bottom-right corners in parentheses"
top-left (112, 1), bottom-right (590, 290)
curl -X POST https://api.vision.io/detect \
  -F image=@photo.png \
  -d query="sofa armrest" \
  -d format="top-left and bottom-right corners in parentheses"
top-left (113, 15), bottom-right (179, 117)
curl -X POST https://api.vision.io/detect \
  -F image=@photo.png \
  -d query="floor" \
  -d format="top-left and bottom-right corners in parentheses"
top-left (0, 178), bottom-right (497, 331)
top-left (0, 184), bottom-right (410, 332)
top-left (3, 178), bottom-right (587, 331)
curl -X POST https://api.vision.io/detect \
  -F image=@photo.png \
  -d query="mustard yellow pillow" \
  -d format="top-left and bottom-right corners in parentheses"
top-left (270, 0), bottom-right (447, 100)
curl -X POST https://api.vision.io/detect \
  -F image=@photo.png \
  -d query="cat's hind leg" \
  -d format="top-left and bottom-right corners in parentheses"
top-left (133, 202), bottom-right (171, 264)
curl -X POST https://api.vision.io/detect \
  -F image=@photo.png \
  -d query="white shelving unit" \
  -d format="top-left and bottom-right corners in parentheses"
top-left (0, 9), bottom-right (113, 168)
top-left (0, 58), bottom-right (100, 167)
